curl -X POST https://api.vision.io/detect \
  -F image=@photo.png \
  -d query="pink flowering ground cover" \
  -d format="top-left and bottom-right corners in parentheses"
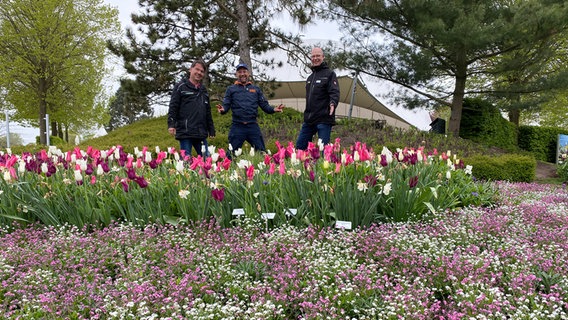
top-left (1, 182), bottom-right (567, 319)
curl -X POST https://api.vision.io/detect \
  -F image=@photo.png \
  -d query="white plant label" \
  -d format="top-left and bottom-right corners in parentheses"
top-left (232, 208), bottom-right (245, 216)
top-left (335, 220), bottom-right (352, 230)
top-left (285, 208), bottom-right (297, 216)
top-left (261, 212), bottom-right (276, 220)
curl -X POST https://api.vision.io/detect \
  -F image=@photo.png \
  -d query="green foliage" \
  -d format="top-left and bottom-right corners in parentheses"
top-left (106, 82), bottom-right (153, 132)
top-left (0, 133), bottom-right (24, 148)
top-left (327, 0), bottom-right (568, 136)
top-left (0, 0), bottom-right (121, 144)
top-left (529, 93), bottom-right (568, 128)
top-left (106, 0), bottom-right (302, 108)
top-left (518, 125), bottom-right (568, 162)
top-left (459, 98), bottom-right (518, 151)
top-left (465, 154), bottom-right (536, 182)
top-left (556, 161), bottom-right (568, 182)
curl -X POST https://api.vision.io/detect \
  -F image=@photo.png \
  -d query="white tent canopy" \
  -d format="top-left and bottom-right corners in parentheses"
top-left (265, 75), bottom-right (413, 129)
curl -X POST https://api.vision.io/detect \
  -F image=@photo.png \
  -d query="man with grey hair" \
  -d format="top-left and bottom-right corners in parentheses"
top-left (295, 47), bottom-right (340, 150)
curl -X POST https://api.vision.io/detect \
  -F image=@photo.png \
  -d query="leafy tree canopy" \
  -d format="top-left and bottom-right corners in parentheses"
top-left (322, 0), bottom-right (568, 135)
top-left (0, 0), bottom-right (121, 144)
top-left (107, 0), bottom-right (306, 106)
top-left (106, 81), bottom-right (153, 132)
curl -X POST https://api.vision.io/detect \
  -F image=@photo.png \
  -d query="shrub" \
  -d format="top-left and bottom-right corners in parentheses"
top-left (518, 125), bottom-right (568, 162)
top-left (459, 98), bottom-right (518, 151)
top-left (465, 154), bottom-right (536, 182)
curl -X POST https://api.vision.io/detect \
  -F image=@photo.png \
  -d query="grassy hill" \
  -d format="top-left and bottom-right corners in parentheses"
top-left (9, 107), bottom-right (490, 157)
top-left (81, 107), bottom-right (493, 156)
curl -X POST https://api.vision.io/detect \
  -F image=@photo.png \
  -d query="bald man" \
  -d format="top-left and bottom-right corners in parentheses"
top-left (295, 47), bottom-right (340, 150)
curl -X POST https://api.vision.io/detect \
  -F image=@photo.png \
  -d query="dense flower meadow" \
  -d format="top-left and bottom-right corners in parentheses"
top-left (0, 140), bottom-right (494, 230)
top-left (0, 182), bottom-right (567, 319)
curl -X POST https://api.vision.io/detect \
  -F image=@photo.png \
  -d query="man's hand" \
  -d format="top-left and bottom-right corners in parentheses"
top-left (216, 104), bottom-right (225, 113)
top-left (329, 103), bottom-right (335, 115)
top-left (274, 104), bottom-right (284, 112)
top-left (168, 128), bottom-right (176, 136)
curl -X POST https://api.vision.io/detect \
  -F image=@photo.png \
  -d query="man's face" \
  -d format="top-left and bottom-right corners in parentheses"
top-left (311, 48), bottom-right (324, 67)
top-left (236, 68), bottom-right (249, 83)
top-left (189, 63), bottom-right (205, 84)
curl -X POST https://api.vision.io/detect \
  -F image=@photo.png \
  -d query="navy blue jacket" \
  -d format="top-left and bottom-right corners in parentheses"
top-left (219, 81), bottom-right (275, 124)
top-left (167, 77), bottom-right (215, 139)
top-left (304, 62), bottom-right (340, 125)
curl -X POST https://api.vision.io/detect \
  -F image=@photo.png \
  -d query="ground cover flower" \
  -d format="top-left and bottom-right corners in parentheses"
top-left (0, 182), bottom-right (566, 319)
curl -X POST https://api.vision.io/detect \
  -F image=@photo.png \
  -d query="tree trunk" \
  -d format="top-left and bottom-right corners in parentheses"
top-left (51, 121), bottom-right (57, 137)
top-left (58, 122), bottom-right (64, 139)
top-left (235, 0), bottom-right (252, 76)
top-left (38, 78), bottom-right (48, 145)
top-left (508, 109), bottom-right (520, 126)
top-left (448, 52), bottom-right (468, 137)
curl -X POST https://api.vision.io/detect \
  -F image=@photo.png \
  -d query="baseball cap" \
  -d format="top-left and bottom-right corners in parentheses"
top-left (236, 63), bottom-right (248, 71)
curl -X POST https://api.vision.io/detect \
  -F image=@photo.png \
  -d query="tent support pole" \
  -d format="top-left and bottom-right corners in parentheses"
top-left (348, 71), bottom-right (358, 120)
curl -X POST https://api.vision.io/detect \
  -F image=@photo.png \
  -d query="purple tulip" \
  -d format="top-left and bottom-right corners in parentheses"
top-left (211, 188), bottom-right (225, 202)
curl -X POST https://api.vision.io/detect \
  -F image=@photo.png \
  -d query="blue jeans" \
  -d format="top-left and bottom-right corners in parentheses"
top-left (179, 138), bottom-right (209, 158)
top-left (295, 123), bottom-right (332, 150)
top-left (228, 123), bottom-right (266, 153)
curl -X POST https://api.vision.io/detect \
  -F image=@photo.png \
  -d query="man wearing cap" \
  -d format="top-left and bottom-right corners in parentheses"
top-left (216, 63), bottom-right (284, 156)
top-left (295, 47), bottom-right (340, 150)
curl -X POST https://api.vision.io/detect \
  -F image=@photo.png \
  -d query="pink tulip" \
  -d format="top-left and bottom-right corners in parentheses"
top-left (246, 165), bottom-right (255, 180)
top-left (221, 158), bottom-right (231, 170)
top-left (40, 149), bottom-right (49, 161)
top-left (73, 147), bottom-right (82, 159)
top-left (268, 162), bottom-right (276, 175)
top-left (279, 161), bottom-right (286, 175)
top-left (156, 151), bottom-right (167, 164)
top-left (126, 155), bottom-right (134, 169)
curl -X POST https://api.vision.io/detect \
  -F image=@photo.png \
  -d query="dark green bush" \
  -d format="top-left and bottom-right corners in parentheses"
top-left (518, 126), bottom-right (568, 162)
top-left (459, 98), bottom-right (518, 151)
top-left (465, 154), bottom-right (536, 182)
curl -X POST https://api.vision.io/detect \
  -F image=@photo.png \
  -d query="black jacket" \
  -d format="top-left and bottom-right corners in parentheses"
top-left (167, 77), bottom-right (215, 140)
top-left (304, 62), bottom-right (340, 125)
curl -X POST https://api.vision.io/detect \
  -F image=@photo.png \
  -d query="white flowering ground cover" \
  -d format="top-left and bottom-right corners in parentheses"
top-left (1, 181), bottom-right (567, 319)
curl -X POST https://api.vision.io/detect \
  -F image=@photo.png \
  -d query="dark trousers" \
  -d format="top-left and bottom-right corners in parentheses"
top-left (179, 138), bottom-right (209, 158)
top-left (228, 123), bottom-right (266, 153)
top-left (295, 123), bottom-right (332, 150)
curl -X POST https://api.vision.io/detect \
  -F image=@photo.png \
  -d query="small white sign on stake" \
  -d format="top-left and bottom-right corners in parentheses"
top-left (335, 220), bottom-right (352, 230)
top-left (285, 208), bottom-right (297, 217)
top-left (261, 212), bottom-right (276, 220)
top-left (232, 208), bottom-right (245, 216)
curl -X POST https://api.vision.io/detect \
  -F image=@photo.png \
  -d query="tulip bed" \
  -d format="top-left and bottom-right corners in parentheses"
top-left (0, 139), bottom-right (494, 229)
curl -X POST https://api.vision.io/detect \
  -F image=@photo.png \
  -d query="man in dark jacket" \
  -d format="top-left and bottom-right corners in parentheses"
top-left (216, 63), bottom-right (284, 156)
top-left (295, 47), bottom-right (340, 150)
top-left (168, 60), bottom-right (215, 158)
